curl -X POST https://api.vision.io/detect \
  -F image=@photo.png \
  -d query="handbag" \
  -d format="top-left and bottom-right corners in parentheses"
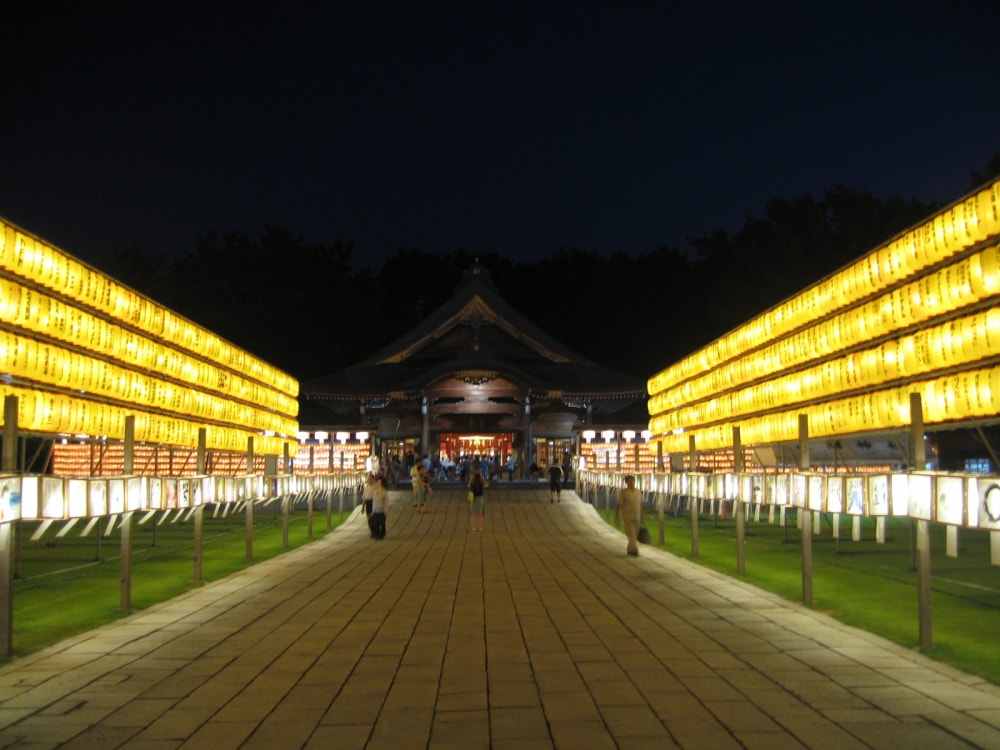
top-left (467, 491), bottom-right (474, 503)
top-left (637, 524), bottom-right (651, 544)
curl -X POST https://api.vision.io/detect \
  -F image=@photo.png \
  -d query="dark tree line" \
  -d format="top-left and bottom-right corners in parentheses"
top-left (96, 161), bottom-right (1000, 382)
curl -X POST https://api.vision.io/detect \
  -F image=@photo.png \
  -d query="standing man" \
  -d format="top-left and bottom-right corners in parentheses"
top-left (548, 459), bottom-right (563, 503)
top-left (615, 474), bottom-right (643, 557)
top-left (361, 473), bottom-right (377, 538)
top-left (370, 476), bottom-right (389, 540)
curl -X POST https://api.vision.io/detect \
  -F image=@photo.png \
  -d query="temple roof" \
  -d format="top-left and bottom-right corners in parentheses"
top-left (302, 264), bottom-right (644, 401)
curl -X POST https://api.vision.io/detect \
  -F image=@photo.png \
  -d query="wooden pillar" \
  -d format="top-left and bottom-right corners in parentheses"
top-left (689, 435), bottom-right (698, 558)
top-left (193, 427), bottom-right (206, 583)
top-left (123, 416), bottom-right (135, 475)
top-left (120, 512), bottom-right (133, 611)
top-left (282, 495), bottom-right (290, 548)
top-left (734, 426), bottom-right (746, 576)
top-left (326, 486), bottom-right (333, 531)
top-left (0, 396), bottom-right (18, 656)
top-left (657, 475), bottom-right (666, 546)
top-left (307, 490), bottom-right (315, 540)
top-left (912, 392), bottom-right (932, 647)
top-left (523, 397), bottom-right (533, 474)
top-left (246, 437), bottom-right (255, 563)
top-left (799, 414), bottom-right (813, 604)
top-left (421, 397), bottom-right (430, 459)
top-left (197, 428), bottom-right (207, 475)
top-left (245, 497), bottom-right (255, 564)
top-left (193, 505), bottom-right (204, 582)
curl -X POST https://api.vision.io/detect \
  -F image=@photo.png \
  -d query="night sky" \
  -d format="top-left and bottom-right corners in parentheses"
top-left (3, 1), bottom-right (999, 271)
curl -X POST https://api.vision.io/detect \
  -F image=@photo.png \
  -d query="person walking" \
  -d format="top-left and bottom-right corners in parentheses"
top-left (410, 460), bottom-right (421, 507)
top-left (416, 465), bottom-right (433, 513)
top-left (548, 459), bottom-right (563, 503)
top-left (615, 474), bottom-right (643, 556)
top-left (361, 473), bottom-right (377, 537)
top-left (370, 475), bottom-right (389, 539)
top-left (506, 454), bottom-right (515, 481)
top-left (468, 467), bottom-right (487, 532)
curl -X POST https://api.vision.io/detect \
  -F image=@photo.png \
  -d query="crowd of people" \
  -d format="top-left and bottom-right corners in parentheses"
top-left (360, 451), bottom-right (582, 541)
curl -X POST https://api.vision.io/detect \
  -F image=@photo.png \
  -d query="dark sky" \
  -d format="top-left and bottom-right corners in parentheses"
top-left (3, 1), bottom-right (999, 270)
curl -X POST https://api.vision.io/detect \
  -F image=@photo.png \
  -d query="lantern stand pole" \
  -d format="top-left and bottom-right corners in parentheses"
top-left (194, 428), bottom-right (206, 583)
top-left (734, 426), bottom-right (746, 576)
top-left (282, 494), bottom-right (290, 549)
top-left (120, 511), bottom-right (133, 612)
top-left (307, 489), bottom-right (315, 540)
top-left (0, 396), bottom-right (19, 657)
top-left (246, 437), bottom-right (254, 564)
top-left (912, 393), bottom-right (932, 648)
top-left (119, 415), bottom-right (136, 611)
top-left (657, 442), bottom-right (666, 547)
top-left (327, 442), bottom-right (335, 530)
top-left (689, 435), bottom-right (699, 559)
top-left (799, 415), bottom-right (813, 605)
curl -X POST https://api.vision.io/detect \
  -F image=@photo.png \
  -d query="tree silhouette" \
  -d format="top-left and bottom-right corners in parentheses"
top-left (90, 181), bottom-right (946, 382)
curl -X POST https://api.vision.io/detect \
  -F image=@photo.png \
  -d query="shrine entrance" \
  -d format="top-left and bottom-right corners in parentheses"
top-left (438, 432), bottom-right (513, 464)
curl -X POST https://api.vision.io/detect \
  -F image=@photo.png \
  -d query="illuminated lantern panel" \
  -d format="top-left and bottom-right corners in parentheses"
top-left (0, 218), bottom-right (299, 457)
top-left (648, 177), bottom-right (1000, 455)
top-left (648, 180), bottom-right (1000, 395)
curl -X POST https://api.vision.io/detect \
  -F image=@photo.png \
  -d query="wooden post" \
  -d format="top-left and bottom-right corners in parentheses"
top-left (326, 486), bottom-right (333, 531)
top-left (912, 392), bottom-right (932, 647)
top-left (245, 498), bottom-right (254, 564)
top-left (282, 495), bottom-right (290, 548)
top-left (799, 414), bottom-right (813, 604)
top-left (194, 427), bottom-right (206, 582)
top-left (120, 512), bottom-right (133, 611)
top-left (689, 435), bottom-right (699, 558)
top-left (246, 437), bottom-right (254, 564)
top-left (197, 428), bottom-right (207, 474)
top-left (0, 396), bottom-right (18, 656)
top-left (123, 416), bottom-right (135, 475)
top-left (193, 505), bottom-right (204, 582)
top-left (657, 473), bottom-right (666, 546)
top-left (307, 490), bottom-right (314, 540)
top-left (734, 426), bottom-right (746, 576)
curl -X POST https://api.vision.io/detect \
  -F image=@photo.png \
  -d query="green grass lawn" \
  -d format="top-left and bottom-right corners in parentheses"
top-left (600, 506), bottom-right (1000, 685)
top-left (11, 503), bottom-right (347, 655)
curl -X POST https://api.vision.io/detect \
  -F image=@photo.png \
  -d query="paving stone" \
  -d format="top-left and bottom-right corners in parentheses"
top-left (0, 487), bottom-right (999, 749)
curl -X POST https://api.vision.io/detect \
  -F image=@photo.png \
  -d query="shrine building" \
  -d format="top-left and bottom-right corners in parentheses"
top-left (298, 264), bottom-right (647, 475)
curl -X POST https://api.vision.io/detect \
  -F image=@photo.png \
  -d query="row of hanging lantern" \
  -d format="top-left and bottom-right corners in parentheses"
top-left (0, 384), bottom-right (290, 455)
top-left (0, 219), bottom-right (299, 456)
top-left (627, 469), bottom-right (996, 530)
top-left (0, 222), bottom-right (297, 396)
top-left (0, 328), bottom-right (296, 437)
top-left (649, 308), bottom-right (1000, 436)
top-left (648, 176), bottom-right (1000, 456)
top-left (653, 365), bottom-right (999, 454)
top-left (1, 471), bottom-right (360, 523)
top-left (649, 245), bottom-right (1000, 415)
top-left (0, 276), bottom-right (298, 417)
top-left (648, 180), bottom-right (1000, 395)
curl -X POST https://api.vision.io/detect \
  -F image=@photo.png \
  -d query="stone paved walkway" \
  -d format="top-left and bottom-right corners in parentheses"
top-left (0, 486), bottom-right (999, 749)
